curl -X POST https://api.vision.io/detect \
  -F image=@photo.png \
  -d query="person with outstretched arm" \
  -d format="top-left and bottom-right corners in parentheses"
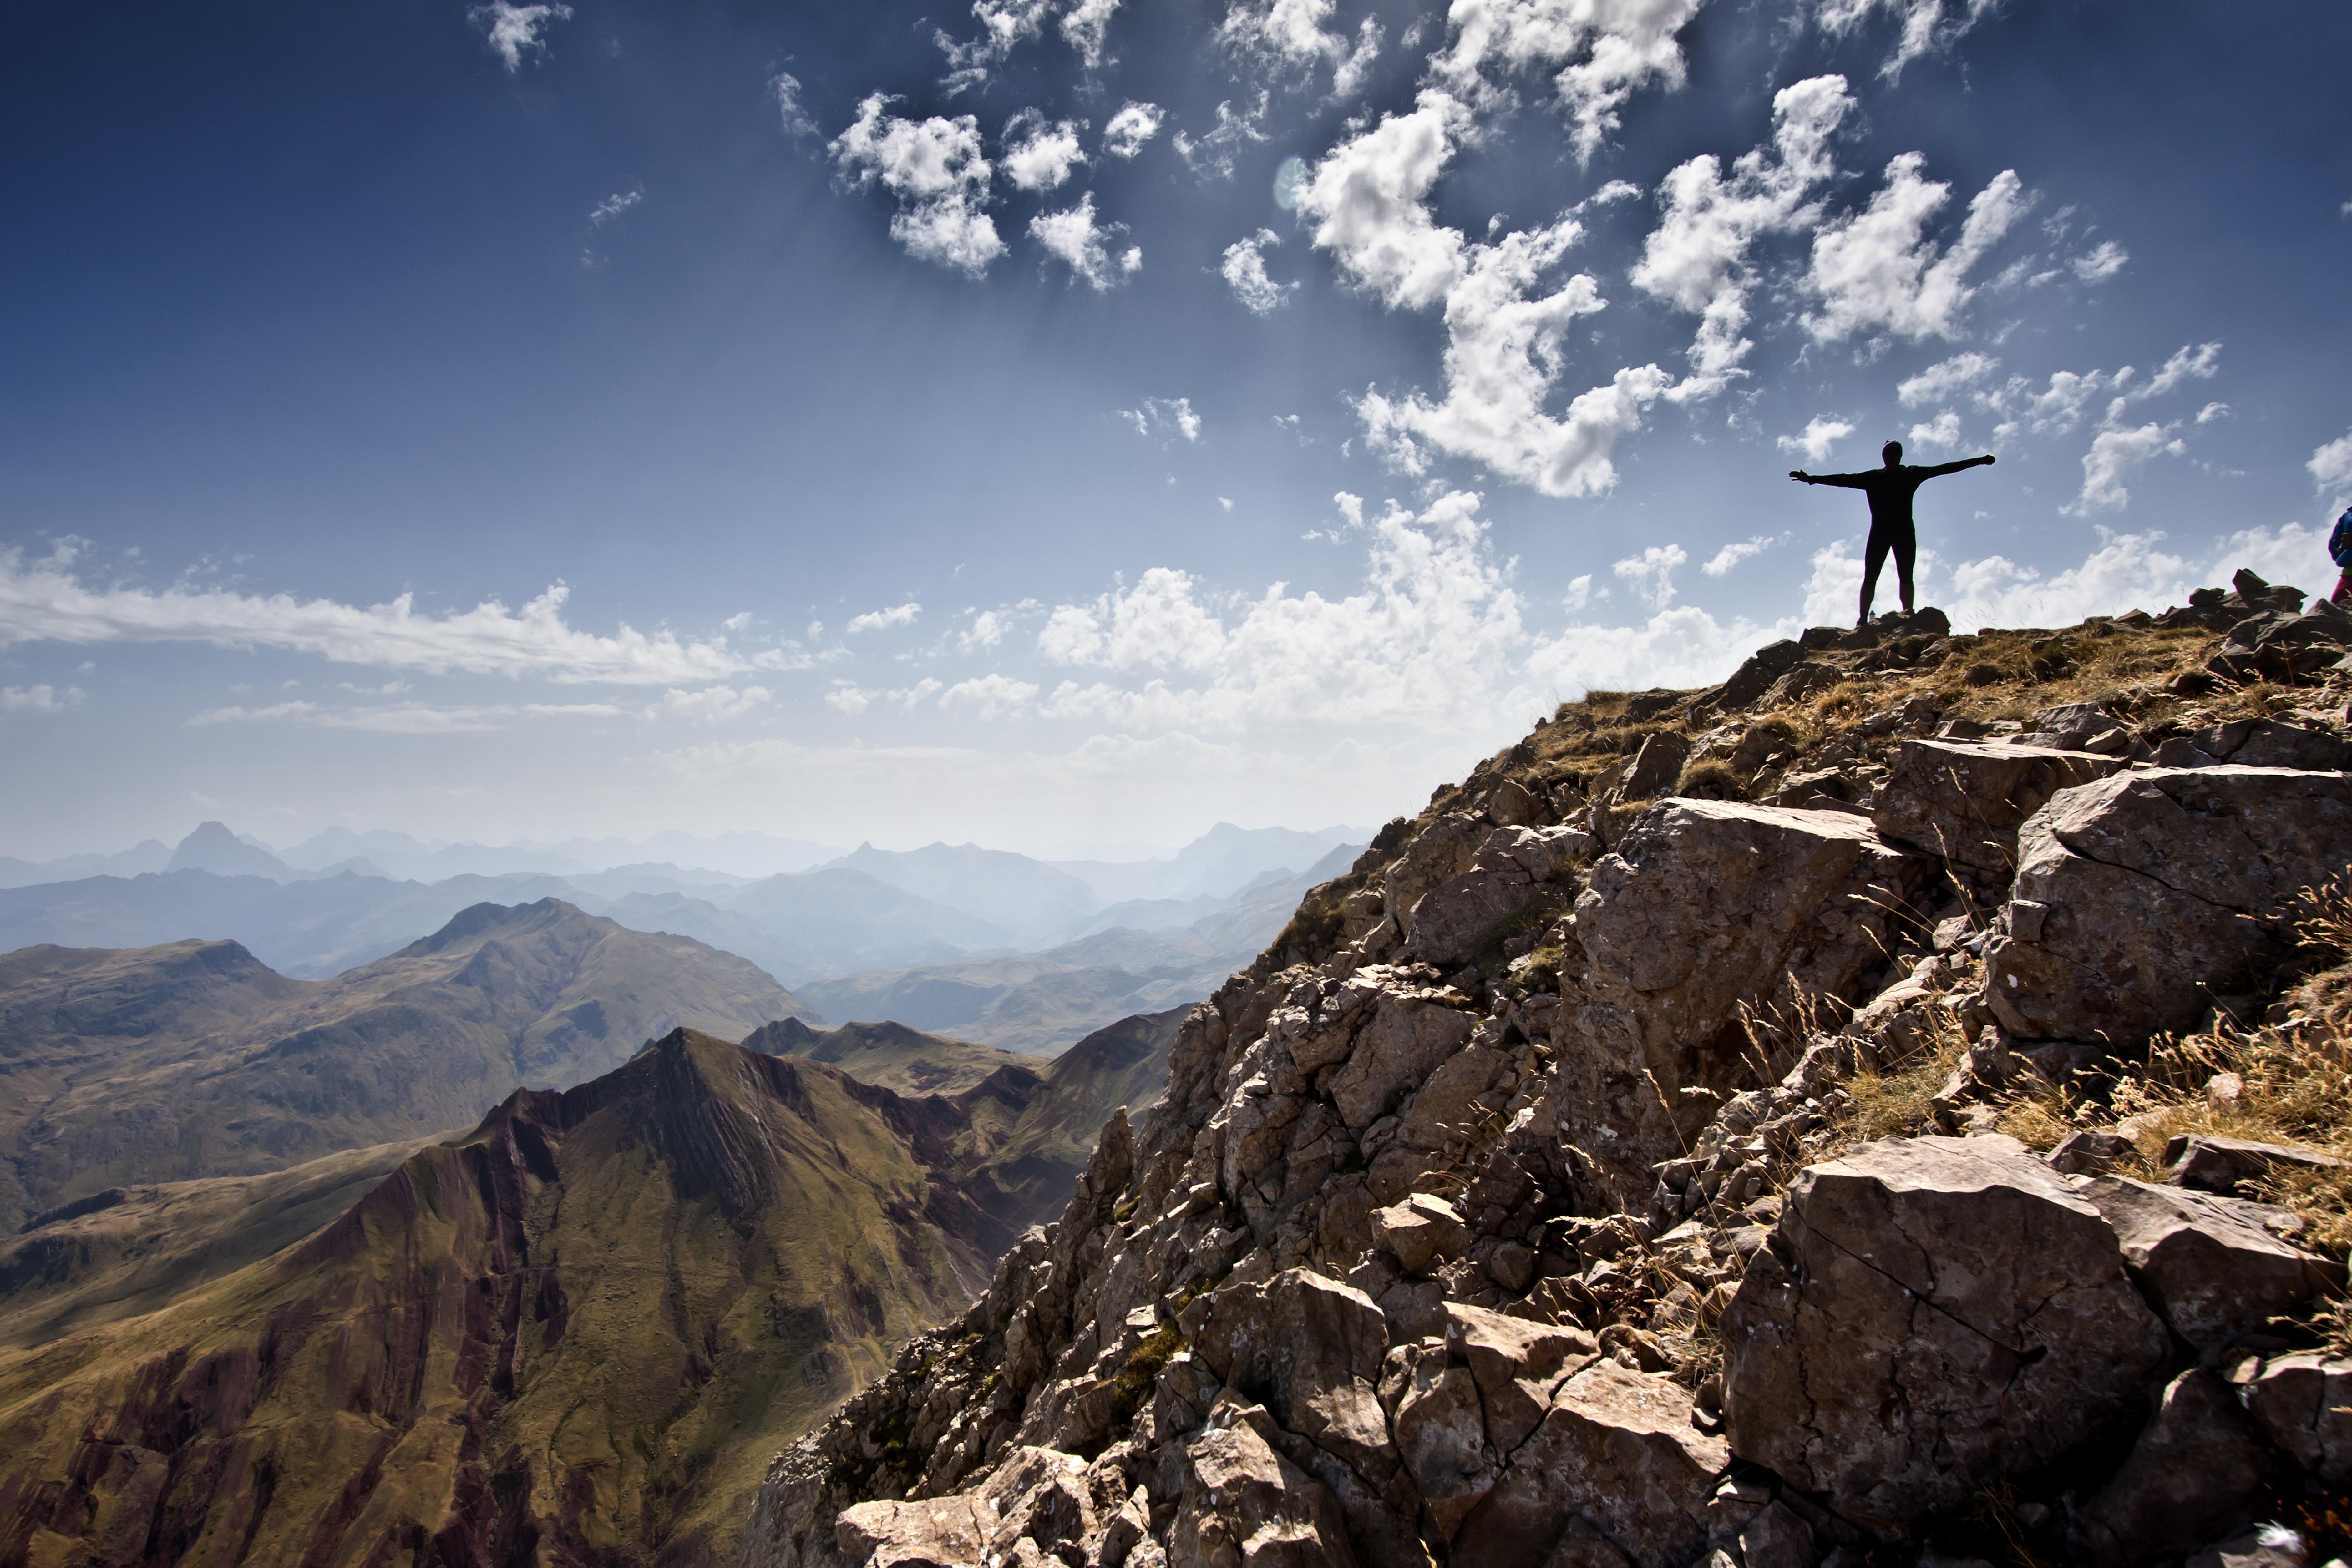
top-left (1791, 440), bottom-right (1996, 626)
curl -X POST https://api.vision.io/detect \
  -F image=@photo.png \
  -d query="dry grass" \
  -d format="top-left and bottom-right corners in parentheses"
top-left (1842, 1021), bottom-right (1967, 1143)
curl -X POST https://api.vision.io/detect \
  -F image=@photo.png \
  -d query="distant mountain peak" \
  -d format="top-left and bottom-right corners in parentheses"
top-left (165, 820), bottom-right (291, 880)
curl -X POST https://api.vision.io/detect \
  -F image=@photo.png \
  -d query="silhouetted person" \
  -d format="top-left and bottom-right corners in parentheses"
top-left (1792, 440), bottom-right (1995, 625)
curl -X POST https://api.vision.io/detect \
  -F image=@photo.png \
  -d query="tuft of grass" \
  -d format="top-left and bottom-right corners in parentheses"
top-left (1841, 1023), bottom-right (1966, 1144)
top-left (1107, 1323), bottom-right (1181, 1426)
top-left (1674, 759), bottom-right (1742, 801)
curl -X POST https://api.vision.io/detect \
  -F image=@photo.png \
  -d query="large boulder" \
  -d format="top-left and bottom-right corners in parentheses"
top-left (2243, 1352), bottom-right (2352, 1485)
top-left (1720, 1136), bottom-right (2171, 1523)
top-left (1449, 1360), bottom-right (1727, 1568)
top-left (1186, 1269), bottom-right (1394, 1485)
top-left (1404, 825), bottom-right (1589, 967)
top-left (1328, 992), bottom-right (1478, 1131)
top-left (2079, 1176), bottom-right (2342, 1349)
top-left (1169, 1404), bottom-right (1361, 1568)
top-left (1870, 739), bottom-right (2121, 874)
top-left (1550, 802), bottom-right (1929, 1199)
top-left (1984, 767), bottom-right (2352, 1042)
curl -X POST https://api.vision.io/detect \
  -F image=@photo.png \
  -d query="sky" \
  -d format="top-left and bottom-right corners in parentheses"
top-left (2, 0), bottom-right (2348, 862)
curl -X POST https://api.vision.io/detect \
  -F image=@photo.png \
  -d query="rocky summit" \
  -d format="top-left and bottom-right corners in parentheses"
top-left (744, 578), bottom-right (2352, 1568)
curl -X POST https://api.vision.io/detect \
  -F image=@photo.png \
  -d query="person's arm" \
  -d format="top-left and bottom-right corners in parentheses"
top-left (1793, 469), bottom-right (1873, 489)
top-left (1919, 454), bottom-right (1996, 478)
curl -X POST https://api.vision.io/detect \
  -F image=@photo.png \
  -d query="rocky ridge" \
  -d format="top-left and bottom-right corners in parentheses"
top-left (744, 573), bottom-right (2352, 1568)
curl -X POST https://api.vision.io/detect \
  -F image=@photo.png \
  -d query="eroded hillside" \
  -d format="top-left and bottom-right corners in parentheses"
top-left (746, 573), bottom-right (2352, 1568)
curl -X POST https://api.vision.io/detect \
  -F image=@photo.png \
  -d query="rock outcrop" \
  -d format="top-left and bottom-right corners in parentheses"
top-left (743, 587), bottom-right (2352, 1568)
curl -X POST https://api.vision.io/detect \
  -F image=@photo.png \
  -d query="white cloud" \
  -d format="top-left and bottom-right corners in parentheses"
top-left (647, 685), bottom-right (772, 723)
top-left (186, 700), bottom-right (623, 733)
top-left (1302, 92), bottom-right (1670, 498)
top-left (0, 548), bottom-right (757, 684)
top-left (589, 187), bottom-right (644, 226)
top-left (1061, 0), bottom-right (1121, 67)
top-left (936, 0), bottom-right (1054, 88)
top-left (1562, 573), bottom-right (1596, 611)
top-left (1121, 397), bottom-right (1201, 442)
top-left (1612, 543), bottom-right (1687, 610)
top-left (824, 683), bottom-right (870, 714)
top-left (771, 72), bottom-right (818, 138)
top-left (2070, 239), bottom-right (2127, 283)
top-left (1030, 192), bottom-right (1142, 288)
top-left (1030, 492), bottom-right (1528, 733)
top-left (2142, 340), bottom-right (2221, 398)
top-left (470, 0), bottom-right (572, 71)
top-left (960, 609), bottom-right (1010, 651)
top-left (2069, 420), bottom-right (2183, 514)
top-left (1432, 0), bottom-right (1708, 164)
top-left (846, 601), bottom-right (923, 634)
top-left (1976, 367), bottom-right (2113, 437)
top-left (2311, 428), bottom-right (2352, 503)
top-left (1, 684), bottom-right (82, 714)
top-left (1776, 417), bottom-right (1854, 465)
top-left (1896, 351), bottom-right (1996, 407)
top-left (1172, 96), bottom-right (1270, 180)
top-left (939, 673), bottom-right (1041, 718)
top-left (1630, 74), bottom-right (1854, 394)
top-left (1812, 0), bottom-right (1999, 79)
top-left (1804, 155), bottom-right (2025, 342)
top-left (1003, 114), bottom-right (1087, 191)
top-left (1222, 229), bottom-right (1295, 314)
top-left (831, 96), bottom-right (1004, 275)
top-left (1102, 102), bottom-right (1164, 157)
top-left (1217, 0), bottom-right (1382, 98)
top-left (1908, 409), bottom-right (1963, 450)
top-left (2197, 402), bottom-right (2229, 425)
top-left (1702, 534), bottom-right (1785, 576)
top-left (1529, 604), bottom-right (1792, 698)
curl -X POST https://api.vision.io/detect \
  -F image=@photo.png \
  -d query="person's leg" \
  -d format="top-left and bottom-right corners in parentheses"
top-left (1893, 525), bottom-right (1918, 615)
top-left (2334, 569), bottom-right (2351, 605)
top-left (1858, 525), bottom-right (1891, 625)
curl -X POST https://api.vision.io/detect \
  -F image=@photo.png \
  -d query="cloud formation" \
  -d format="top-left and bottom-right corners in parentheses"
top-left (0, 548), bottom-right (762, 684)
top-left (1432, 0), bottom-right (1708, 163)
top-left (470, 1), bottom-right (571, 72)
top-left (1, 684), bottom-right (81, 715)
top-left (1804, 155), bottom-right (2025, 341)
top-left (1777, 417), bottom-right (1854, 465)
top-left (1896, 351), bottom-right (1996, 407)
top-left (771, 72), bottom-right (818, 138)
top-left (1101, 102), bottom-right (1164, 157)
top-left (846, 601), bottom-right (923, 634)
top-left (1121, 397), bottom-right (1201, 441)
top-left (1030, 192), bottom-right (1142, 288)
top-left (186, 699), bottom-right (624, 733)
top-left (1003, 114), bottom-right (1087, 191)
top-left (1813, 0), bottom-right (1999, 79)
top-left (1218, 0), bottom-right (1382, 98)
top-left (832, 97), bottom-right (1003, 274)
top-left (589, 188), bottom-right (644, 226)
top-left (1221, 229), bottom-right (1295, 314)
top-left (2312, 428), bottom-right (2352, 504)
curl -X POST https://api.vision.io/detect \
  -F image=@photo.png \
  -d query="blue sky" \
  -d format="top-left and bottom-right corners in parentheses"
top-left (3, 0), bottom-right (2347, 860)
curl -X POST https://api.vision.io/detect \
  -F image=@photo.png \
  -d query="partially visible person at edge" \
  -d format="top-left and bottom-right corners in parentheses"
top-left (2330, 504), bottom-right (2352, 604)
top-left (1791, 440), bottom-right (1997, 626)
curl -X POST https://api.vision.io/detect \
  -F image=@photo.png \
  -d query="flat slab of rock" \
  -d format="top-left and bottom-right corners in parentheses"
top-left (2164, 1132), bottom-right (2351, 1195)
top-left (1872, 738), bottom-right (2121, 873)
top-left (1984, 767), bottom-right (2352, 1042)
top-left (2243, 1352), bottom-right (2352, 1485)
top-left (1170, 1407), bottom-right (1361, 1568)
top-left (835, 1497), bottom-right (989, 1568)
top-left (1721, 1135), bottom-right (2170, 1523)
top-left (1551, 801), bottom-right (1928, 1201)
top-left (2079, 1175), bottom-right (2341, 1349)
top-left (1452, 1360), bottom-right (1726, 1568)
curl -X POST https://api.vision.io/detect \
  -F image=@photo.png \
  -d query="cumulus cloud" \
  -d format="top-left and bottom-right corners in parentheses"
top-left (1217, 0), bottom-right (1382, 98)
top-left (2070, 239), bottom-right (2127, 283)
top-left (771, 72), bottom-right (818, 138)
top-left (1777, 417), bottom-right (1854, 465)
top-left (470, 0), bottom-right (571, 71)
top-left (1121, 397), bottom-right (1201, 442)
top-left (1908, 409), bottom-right (1963, 450)
top-left (1812, 0), bottom-right (2000, 79)
top-left (0, 548), bottom-right (761, 684)
top-left (939, 673), bottom-right (1042, 718)
top-left (1304, 92), bottom-right (1670, 497)
top-left (1432, 0), bottom-right (1708, 164)
top-left (1702, 534), bottom-right (1784, 576)
top-left (647, 685), bottom-right (772, 723)
top-left (1030, 192), bottom-right (1142, 288)
top-left (831, 96), bottom-right (1003, 275)
top-left (2069, 421), bottom-right (2183, 514)
top-left (1222, 229), bottom-right (1295, 314)
top-left (1613, 544), bottom-right (1688, 609)
top-left (1102, 102), bottom-right (1164, 157)
top-left (1896, 351), bottom-right (1997, 407)
top-left (1, 684), bottom-right (82, 714)
top-left (1631, 74), bottom-right (1854, 395)
top-left (2142, 340), bottom-right (2222, 399)
top-left (935, 0), bottom-right (1087, 87)
top-left (1003, 113), bottom-right (1086, 191)
top-left (2309, 429), bottom-right (2352, 503)
top-left (960, 609), bottom-right (1010, 651)
top-left (846, 602), bottom-right (923, 634)
top-left (1031, 492), bottom-right (1528, 733)
top-left (1804, 155), bottom-right (2026, 342)
top-left (1172, 95), bottom-right (1269, 180)
top-left (1529, 604), bottom-right (1792, 699)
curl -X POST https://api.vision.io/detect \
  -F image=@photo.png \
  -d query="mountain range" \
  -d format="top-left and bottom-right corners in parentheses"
top-left (0, 899), bottom-right (818, 1232)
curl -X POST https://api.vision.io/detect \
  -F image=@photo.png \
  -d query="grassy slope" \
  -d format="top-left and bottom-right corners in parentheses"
top-left (742, 1017), bottom-right (1036, 1097)
top-left (0, 1031), bottom-right (995, 1568)
top-left (0, 899), bottom-right (819, 1229)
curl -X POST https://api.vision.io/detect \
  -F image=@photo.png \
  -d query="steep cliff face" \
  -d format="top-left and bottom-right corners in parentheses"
top-left (0, 1031), bottom-right (999, 1568)
top-left (745, 586), bottom-right (2352, 1568)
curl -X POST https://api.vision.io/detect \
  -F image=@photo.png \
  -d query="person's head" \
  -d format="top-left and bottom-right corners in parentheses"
top-left (1882, 440), bottom-right (1903, 467)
